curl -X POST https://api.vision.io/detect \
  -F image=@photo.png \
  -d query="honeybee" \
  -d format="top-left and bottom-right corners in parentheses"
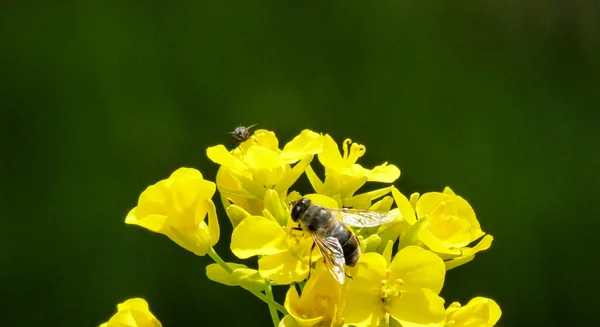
top-left (229, 124), bottom-right (257, 147)
top-left (290, 198), bottom-right (396, 284)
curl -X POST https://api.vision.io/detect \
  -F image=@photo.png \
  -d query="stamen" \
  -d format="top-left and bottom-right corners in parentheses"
top-left (345, 142), bottom-right (365, 164)
top-left (342, 139), bottom-right (352, 160)
top-left (429, 201), bottom-right (447, 217)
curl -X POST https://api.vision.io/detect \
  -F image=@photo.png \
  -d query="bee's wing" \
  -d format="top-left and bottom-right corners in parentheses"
top-left (329, 208), bottom-right (396, 228)
top-left (310, 233), bottom-right (346, 284)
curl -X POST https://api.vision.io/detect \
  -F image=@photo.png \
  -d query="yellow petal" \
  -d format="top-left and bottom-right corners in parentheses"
top-left (429, 216), bottom-right (472, 249)
top-left (343, 186), bottom-right (393, 208)
top-left (216, 166), bottom-right (254, 199)
top-left (485, 298), bottom-right (502, 325)
top-left (344, 253), bottom-right (387, 326)
top-left (392, 187), bottom-right (417, 224)
top-left (206, 145), bottom-right (248, 172)
top-left (275, 155), bottom-right (314, 195)
top-left (169, 225), bottom-right (210, 256)
top-left (104, 298), bottom-right (162, 327)
top-left (264, 189), bottom-right (288, 226)
top-left (281, 129), bottom-right (324, 163)
top-left (389, 246), bottom-right (445, 294)
top-left (419, 228), bottom-right (461, 256)
top-left (367, 162), bottom-right (401, 183)
top-left (284, 287), bottom-right (324, 326)
top-left (126, 210), bottom-right (169, 233)
top-left (445, 297), bottom-right (501, 327)
top-left (387, 289), bottom-right (446, 327)
top-left (253, 129), bottom-right (280, 151)
top-left (339, 176), bottom-right (369, 199)
top-left (258, 251), bottom-right (309, 284)
top-left (304, 165), bottom-right (324, 194)
top-left (245, 145), bottom-right (285, 168)
top-left (444, 235), bottom-right (494, 270)
top-left (279, 315), bottom-right (302, 327)
top-left (370, 196), bottom-right (394, 212)
top-left (225, 204), bottom-right (250, 228)
top-left (376, 218), bottom-right (408, 254)
top-left (206, 262), bottom-right (248, 286)
top-left (206, 199), bottom-right (219, 247)
top-left (286, 191), bottom-right (303, 204)
top-left (382, 240), bottom-right (395, 265)
top-left (231, 216), bottom-right (287, 258)
top-left (318, 134), bottom-right (345, 172)
top-left (416, 191), bottom-right (482, 238)
top-left (398, 217), bottom-right (429, 250)
top-left (443, 187), bottom-right (455, 195)
top-left (305, 193), bottom-right (339, 209)
top-left (364, 234), bottom-right (382, 252)
top-left (228, 169), bottom-right (268, 201)
top-left (295, 261), bottom-right (345, 326)
top-left (409, 192), bottom-right (420, 210)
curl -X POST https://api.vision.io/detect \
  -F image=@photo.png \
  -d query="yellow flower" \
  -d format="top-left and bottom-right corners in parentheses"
top-left (344, 246), bottom-right (446, 327)
top-left (125, 167), bottom-right (219, 256)
top-left (305, 135), bottom-right (400, 208)
top-left (99, 298), bottom-right (162, 327)
top-left (207, 129), bottom-right (323, 215)
top-left (229, 190), bottom-right (318, 284)
top-left (444, 297), bottom-right (501, 327)
top-left (392, 187), bottom-right (493, 270)
top-left (284, 261), bottom-right (346, 327)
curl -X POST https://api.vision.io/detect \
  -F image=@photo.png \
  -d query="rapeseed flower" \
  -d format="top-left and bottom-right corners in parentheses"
top-left (283, 261), bottom-right (346, 327)
top-left (305, 135), bottom-right (400, 208)
top-left (229, 190), bottom-right (317, 284)
top-left (392, 187), bottom-right (493, 270)
top-left (115, 127), bottom-right (501, 327)
top-left (125, 167), bottom-right (219, 256)
top-left (100, 298), bottom-right (161, 327)
top-left (344, 246), bottom-right (446, 327)
top-left (207, 129), bottom-right (323, 215)
top-left (444, 297), bottom-right (502, 327)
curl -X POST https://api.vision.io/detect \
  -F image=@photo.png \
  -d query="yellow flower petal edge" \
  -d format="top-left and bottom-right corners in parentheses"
top-left (387, 288), bottom-right (446, 327)
top-left (284, 261), bottom-right (344, 327)
top-left (388, 246), bottom-right (446, 294)
top-left (125, 167), bottom-right (219, 256)
top-left (231, 215), bottom-right (287, 259)
top-left (284, 286), bottom-right (324, 327)
top-left (259, 251), bottom-right (309, 284)
top-left (445, 297), bottom-right (502, 327)
top-left (100, 298), bottom-right (162, 327)
top-left (444, 235), bottom-right (494, 270)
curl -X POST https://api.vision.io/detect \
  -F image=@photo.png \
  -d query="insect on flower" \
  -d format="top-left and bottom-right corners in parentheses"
top-left (229, 124), bottom-right (258, 147)
top-left (290, 198), bottom-right (396, 284)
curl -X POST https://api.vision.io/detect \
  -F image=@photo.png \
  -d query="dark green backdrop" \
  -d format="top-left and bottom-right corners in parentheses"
top-left (2, 1), bottom-right (599, 326)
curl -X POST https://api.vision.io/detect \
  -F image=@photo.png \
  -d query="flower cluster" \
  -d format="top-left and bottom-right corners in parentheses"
top-left (101, 128), bottom-right (501, 327)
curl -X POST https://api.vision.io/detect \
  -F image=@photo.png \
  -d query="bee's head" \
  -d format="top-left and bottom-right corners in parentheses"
top-left (290, 198), bottom-right (311, 222)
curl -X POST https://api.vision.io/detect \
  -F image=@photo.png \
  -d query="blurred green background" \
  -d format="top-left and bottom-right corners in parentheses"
top-left (1, 1), bottom-right (599, 326)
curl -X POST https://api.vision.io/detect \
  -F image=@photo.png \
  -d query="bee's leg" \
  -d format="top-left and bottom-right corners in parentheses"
top-left (345, 272), bottom-right (354, 280)
top-left (291, 224), bottom-right (304, 236)
top-left (307, 242), bottom-right (316, 280)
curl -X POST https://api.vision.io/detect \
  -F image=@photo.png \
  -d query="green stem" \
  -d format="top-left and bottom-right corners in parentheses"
top-left (265, 283), bottom-right (280, 327)
top-left (207, 247), bottom-right (288, 315)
